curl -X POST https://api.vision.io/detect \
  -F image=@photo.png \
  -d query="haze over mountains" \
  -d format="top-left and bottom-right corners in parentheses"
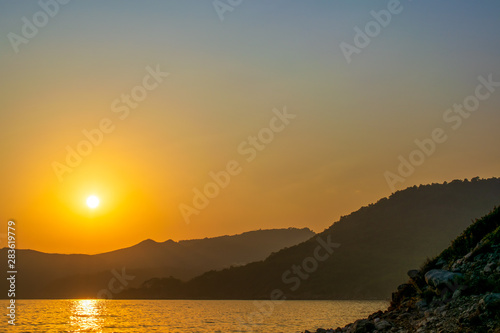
top-left (119, 178), bottom-right (500, 300)
top-left (3, 178), bottom-right (500, 300)
top-left (1, 228), bottom-right (314, 299)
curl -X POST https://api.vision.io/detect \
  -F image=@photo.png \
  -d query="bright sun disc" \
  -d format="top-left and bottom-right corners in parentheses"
top-left (86, 195), bottom-right (100, 209)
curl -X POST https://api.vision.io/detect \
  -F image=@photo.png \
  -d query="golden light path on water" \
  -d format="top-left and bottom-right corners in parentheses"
top-left (70, 300), bottom-right (106, 332)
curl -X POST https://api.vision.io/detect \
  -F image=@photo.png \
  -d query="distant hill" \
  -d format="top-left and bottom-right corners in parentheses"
top-left (0, 228), bottom-right (314, 299)
top-left (119, 177), bottom-right (500, 300)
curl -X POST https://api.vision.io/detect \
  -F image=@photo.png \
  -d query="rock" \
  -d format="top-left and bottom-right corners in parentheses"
top-left (480, 293), bottom-right (500, 311)
top-left (468, 310), bottom-right (481, 325)
top-left (452, 289), bottom-right (461, 299)
top-left (436, 258), bottom-right (447, 267)
top-left (399, 313), bottom-right (411, 320)
top-left (368, 310), bottom-right (383, 321)
top-left (434, 305), bottom-right (446, 315)
top-left (483, 263), bottom-right (494, 273)
top-left (374, 320), bottom-right (392, 330)
top-left (350, 319), bottom-right (375, 333)
top-left (424, 269), bottom-right (463, 289)
top-left (416, 299), bottom-right (427, 309)
top-left (397, 283), bottom-right (415, 298)
top-left (407, 269), bottom-right (419, 279)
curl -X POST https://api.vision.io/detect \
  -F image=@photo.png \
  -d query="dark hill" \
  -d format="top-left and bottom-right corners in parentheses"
top-left (119, 177), bottom-right (500, 300)
top-left (316, 206), bottom-right (500, 332)
top-left (0, 228), bottom-right (314, 299)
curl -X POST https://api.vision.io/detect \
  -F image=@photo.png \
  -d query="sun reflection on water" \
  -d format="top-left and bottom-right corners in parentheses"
top-left (69, 299), bottom-right (106, 332)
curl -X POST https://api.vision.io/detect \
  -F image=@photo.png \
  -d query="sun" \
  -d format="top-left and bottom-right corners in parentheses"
top-left (86, 195), bottom-right (100, 209)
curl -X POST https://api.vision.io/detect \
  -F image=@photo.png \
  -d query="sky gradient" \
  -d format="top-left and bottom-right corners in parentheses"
top-left (1, 0), bottom-right (499, 254)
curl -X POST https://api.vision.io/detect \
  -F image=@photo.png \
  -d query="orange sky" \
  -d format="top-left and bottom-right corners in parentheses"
top-left (1, 1), bottom-right (499, 254)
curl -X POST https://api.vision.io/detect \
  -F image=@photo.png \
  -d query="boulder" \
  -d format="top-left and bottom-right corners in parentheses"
top-left (424, 269), bottom-right (463, 289)
top-left (407, 269), bottom-right (419, 279)
top-left (436, 258), bottom-right (447, 267)
top-left (416, 299), bottom-right (427, 309)
top-left (398, 283), bottom-right (415, 295)
top-left (350, 319), bottom-right (375, 333)
top-left (480, 293), bottom-right (500, 311)
top-left (374, 320), bottom-right (392, 330)
top-left (483, 263), bottom-right (494, 273)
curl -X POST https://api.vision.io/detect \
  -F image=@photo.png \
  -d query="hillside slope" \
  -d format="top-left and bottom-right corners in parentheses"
top-left (315, 206), bottom-right (500, 333)
top-left (120, 178), bottom-right (500, 300)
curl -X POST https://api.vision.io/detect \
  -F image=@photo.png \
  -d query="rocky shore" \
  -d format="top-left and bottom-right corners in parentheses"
top-left (304, 207), bottom-right (500, 333)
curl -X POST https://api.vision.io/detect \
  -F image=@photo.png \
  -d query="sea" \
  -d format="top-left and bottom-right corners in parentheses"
top-left (2, 299), bottom-right (388, 332)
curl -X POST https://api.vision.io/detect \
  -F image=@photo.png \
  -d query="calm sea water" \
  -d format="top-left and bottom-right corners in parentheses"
top-left (2, 299), bottom-right (388, 332)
